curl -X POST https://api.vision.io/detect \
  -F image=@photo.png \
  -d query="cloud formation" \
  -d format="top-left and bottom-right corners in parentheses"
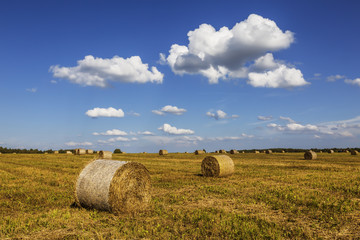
top-left (327, 74), bottom-right (346, 82)
top-left (50, 55), bottom-right (163, 87)
top-left (345, 78), bottom-right (360, 87)
top-left (152, 105), bottom-right (187, 115)
top-left (162, 14), bottom-right (307, 88)
top-left (206, 110), bottom-right (238, 120)
top-left (158, 123), bottom-right (194, 135)
top-left (65, 141), bottom-right (93, 146)
top-left (93, 129), bottom-right (127, 136)
top-left (257, 115), bottom-right (272, 121)
top-left (138, 131), bottom-right (154, 135)
top-left (86, 107), bottom-right (124, 118)
top-left (26, 88), bottom-right (37, 93)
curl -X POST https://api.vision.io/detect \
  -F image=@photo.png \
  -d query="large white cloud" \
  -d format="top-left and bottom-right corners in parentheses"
top-left (50, 55), bottom-right (163, 87)
top-left (206, 110), bottom-right (238, 120)
top-left (93, 129), bottom-right (127, 136)
top-left (162, 14), bottom-right (306, 87)
top-left (152, 105), bottom-right (187, 115)
top-left (86, 107), bottom-right (124, 118)
top-left (158, 123), bottom-right (194, 135)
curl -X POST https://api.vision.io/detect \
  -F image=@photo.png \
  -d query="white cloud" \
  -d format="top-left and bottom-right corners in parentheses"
top-left (163, 14), bottom-right (297, 85)
top-left (50, 80), bottom-right (57, 84)
top-left (327, 74), bottom-right (346, 82)
top-left (345, 78), bottom-right (360, 87)
top-left (26, 88), bottom-right (37, 93)
top-left (268, 122), bottom-right (319, 132)
top-left (93, 129), bottom-right (127, 136)
top-left (50, 55), bottom-right (163, 88)
top-left (279, 116), bottom-right (296, 123)
top-left (158, 123), bottom-right (194, 135)
top-left (138, 131), bottom-right (154, 135)
top-left (98, 136), bottom-right (138, 144)
top-left (206, 110), bottom-right (238, 120)
top-left (257, 115), bottom-right (272, 121)
top-left (143, 135), bottom-right (203, 146)
top-left (65, 141), bottom-right (93, 147)
top-left (247, 64), bottom-right (308, 88)
top-left (152, 105), bottom-right (187, 115)
top-left (86, 107), bottom-right (124, 118)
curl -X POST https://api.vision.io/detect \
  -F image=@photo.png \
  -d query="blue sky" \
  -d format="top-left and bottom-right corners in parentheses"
top-left (1, 0), bottom-right (359, 152)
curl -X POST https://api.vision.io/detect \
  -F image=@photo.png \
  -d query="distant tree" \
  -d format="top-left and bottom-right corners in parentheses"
top-left (114, 149), bottom-right (122, 154)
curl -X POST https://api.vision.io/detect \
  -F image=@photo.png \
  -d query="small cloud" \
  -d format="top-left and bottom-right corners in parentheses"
top-left (257, 116), bottom-right (272, 121)
top-left (206, 110), bottom-right (238, 120)
top-left (65, 141), bottom-right (93, 147)
top-left (86, 107), bottom-right (124, 118)
top-left (127, 111), bottom-right (141, 117)
top-left (314, 135), bottom-right (321, 139)
top-left (26, 88), bottom-right (37, 93)
top-left (279, 116), bottom-right (296, 123)
top-left (314, 73), bottom-right (321, 77)
top-left (158, 123), bottom-right (194, 135)
top-left (344, 78), bottom-right (360, 87)
top-left (152, 105), bottom-right (187, 116)
top-left (50, 80), bottom-right (58, 84)
top-left (327, 74), bottom-right (346, 82)
top-left (92, 129), bottom-right (127, 136)
top-left (138, 131), bottom-right (154, 135)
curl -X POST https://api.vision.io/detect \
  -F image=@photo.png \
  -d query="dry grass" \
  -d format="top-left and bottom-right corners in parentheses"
top-left (1, 152), bottom-right (360, 239)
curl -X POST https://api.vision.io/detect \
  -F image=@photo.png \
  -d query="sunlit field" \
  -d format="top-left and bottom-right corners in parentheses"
top-left (1, 152), bottom-right (360, 239)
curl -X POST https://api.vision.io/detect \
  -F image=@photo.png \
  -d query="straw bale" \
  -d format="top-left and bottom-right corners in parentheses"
top-left (75, 148), bottom-right (86, 155)
top-left (99, 151), bottom-right (112, 159)
top-left (86, 149), bottom-right (94, 154)
top-left (54, 151), bottom-right (59, 154)
top-left (159, 150), bottom-right (168, 155)
top-left (215, 150), bottom-right (219, 153)
top-left (230, 149), bottom-right (238, 154)
top-left (75, 159), bottom-right (151, 214)
top-left (351, 150), bottom-right (359, 155)
top-left (66, 151), bottom-right (73, 155)
top-left (195, 150), bottom-right (205, 155)
top-left (328, 150), bottom-right (334, 154)
top-left (265, 150), bottom-right (272, 154)
top-left (201, 155), bottom-right (234, 177)
top-left (304, 150), bottom-right (317, 160)
top-left (254, 150), bottom-right (260, 154)
top-left (219, 149), bottom-right (226, 154)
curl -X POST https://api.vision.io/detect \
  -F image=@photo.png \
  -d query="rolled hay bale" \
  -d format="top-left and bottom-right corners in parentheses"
top-left (242, 151), bottom-right (245, 153)
top-left (319, 151), bottom-right (323, 153)
top-left (351, 150), bottom-right (359, 155)
top-left (304, 150), bottom-right (317, 160)
top-left (75, 159), bottom-right (151, 214)
top-left (201, 155), bottom-right (234, 177)
top-left (328, 150), bottom-right (334, 154)
top-left (219, 149), bottom-right (226, 154)
top-left (195, 150), bottom-right (205, 155)
top-left (66, 151), bottom-right (73, 155)
top-left (159, 149), bottom-right (168, 155)
top-left (230, 149), bottom-right (238, 154)
top-left (281, 150), bottom-right (286, 153)
top-left (265, 150), bottom-right (272, 154)
top-left (75, 148), bottom-right (86, 155)
top-left (99, 151), bottom-right (112, 159)
top-left (254, 150), bottom-right (260, 154)
top-left (54, 151), bottom-right (59, 154)
top-left (215, 150), bottom-right (219, 153)
top-left (86, 149), bottom-right (94, 154)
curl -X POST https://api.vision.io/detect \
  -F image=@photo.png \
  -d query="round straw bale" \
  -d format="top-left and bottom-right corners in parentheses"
top-left (66, 151), bottom-right (72, 155)
top-left (195, 150), bottom-right (205, 155)
top-left (75, 159), bottom-right (151, 214)
top-left (328, 150), bottom-right (334, 154)
top-left (351, 150), bottom-right (359, 155)
top-left (54, 151), bottom-right (59, 154)
top-left (219, 149), bottom-right (226, 154)
top-left (304, 150), bottom-right (317, 160)
top-left (201, 155), bottom-right (234, 177)
top-left (265, 150), bottom-right (272, 154)
top-left (254, 150), bottom-right (259, 154)
top-left (86, 149), bottom-right (94, 154)
top-left (159, 149), bottom-right (168, 155)
top-left (99, 151), bottom-right (112, 159)
top-left (230, 149), bottom-right (238, 154)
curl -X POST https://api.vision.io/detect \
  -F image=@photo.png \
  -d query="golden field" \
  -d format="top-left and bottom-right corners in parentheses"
top-left (1, 152), bottom-right (360, 239)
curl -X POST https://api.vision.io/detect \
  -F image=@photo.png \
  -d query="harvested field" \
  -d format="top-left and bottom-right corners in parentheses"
top-left (1, 152), bottom-right (360, 239)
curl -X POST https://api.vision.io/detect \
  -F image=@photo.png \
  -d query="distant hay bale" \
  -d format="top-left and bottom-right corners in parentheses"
top-left (242, 151), bottom-right (245, 153)
top-left (66, 151), bottom-right (72, 155)
top-left (201, 155), bottom-right (234, 177)
top-left (185, 152), bottom-right (188, 154)
top-left (159, 150), bottom-right (168, 155)
top-left (75, 159), bottom-right (151, 214)
top-left (281, 150), bottom-right (285, 153)
top-left (304, 150), bottom-right (317, 160)
top-left (54, 151), bottom-right (59, 154)
top-left (319, 151), bottom-right (323, 153)
top-left (265, 150), bottom-right (272, 154)
top-left (143, 152), bottom-right (147, 154)
top-left (195, 150), bottom-right (205, 155)
top-left (351, 150), bottom-right (359, 155)
top-left (219, 150), bottom-right (226, 154)
top-left (86, 149), bottom-right (94, 154)
top-left (215, 150), bottom-right (219, 153)
top-left (328, 150), bottom-right (334, 154)
top-left (75, 148), bottom-right (86, 155)
top-left (230, 149), bottom-right (238, 154)
top-left (99, 151), bottom-right (112, 159)
top-left (254, 150), bottom-right (260, 154)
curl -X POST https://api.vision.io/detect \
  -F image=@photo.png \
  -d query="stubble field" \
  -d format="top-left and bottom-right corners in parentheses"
top-left (1, 152), bottom-right (360, 239)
